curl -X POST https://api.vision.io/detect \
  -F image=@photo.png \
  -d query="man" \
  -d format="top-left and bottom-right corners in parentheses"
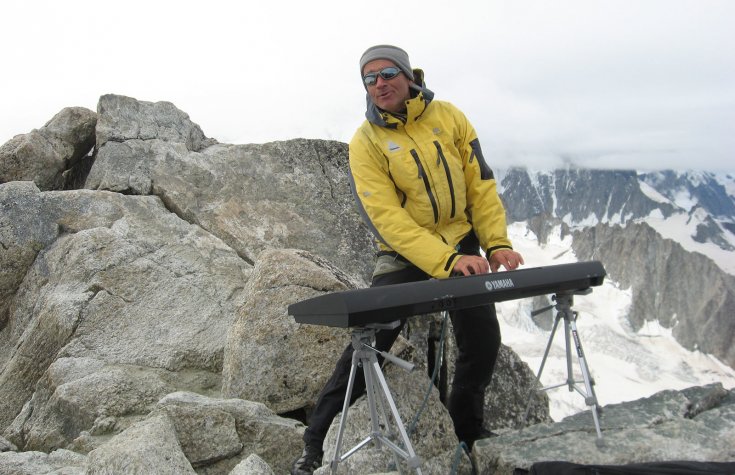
top-left (291, 44), bottom-right (524, 475)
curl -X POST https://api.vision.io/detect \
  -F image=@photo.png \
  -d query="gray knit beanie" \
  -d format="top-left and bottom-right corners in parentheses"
top-left (359, 45), bottom-right (415, 81)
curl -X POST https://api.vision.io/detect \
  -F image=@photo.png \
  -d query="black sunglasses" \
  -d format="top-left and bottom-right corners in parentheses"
top-left (363, 66), bottom-right (402, 86)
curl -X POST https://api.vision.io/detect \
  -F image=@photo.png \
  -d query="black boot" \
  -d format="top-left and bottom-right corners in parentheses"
top-left (290, 445), bottom-right (324, 475)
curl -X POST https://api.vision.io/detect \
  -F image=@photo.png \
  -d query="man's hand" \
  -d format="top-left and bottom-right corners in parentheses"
top-left (488, 249), bottom-right (524, 272)
top-left (452, 255), bottom-right (490, 276)
top-left (452, 250), bottom-right (525, 276)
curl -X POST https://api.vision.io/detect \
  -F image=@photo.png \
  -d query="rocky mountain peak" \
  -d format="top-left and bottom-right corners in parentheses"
top-left (1, 95), bottom-right (733, 474)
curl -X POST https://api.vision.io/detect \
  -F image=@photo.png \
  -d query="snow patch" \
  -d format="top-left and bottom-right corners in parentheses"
top-left (643, 211), bottom-right (735, 274)
top-left (672, 187), bottom-right (698, 211)
top-left (638, 180), bottom-right (671, 205)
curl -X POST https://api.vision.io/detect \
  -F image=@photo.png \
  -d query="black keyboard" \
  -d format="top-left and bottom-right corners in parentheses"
top-left (289, 261), bottom-right (606, 328)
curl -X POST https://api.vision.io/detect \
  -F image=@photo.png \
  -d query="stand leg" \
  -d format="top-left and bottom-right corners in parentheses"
top-left (521, 313), bottom-right (563, 427)
top-left (569, 318), bottom-right (603, 438)
top-left (330, 326), bottom-right (423, 473)
top-left (365, 353), bottom-right (404, 471)
top-left (371, 359), bottom-right (423, 473)
top-left (563, 316), bottom-right (574, 388)
top-left (362, 352), bottom-right (382, 438)
top-left (330, 351), bottom-right (360, 473)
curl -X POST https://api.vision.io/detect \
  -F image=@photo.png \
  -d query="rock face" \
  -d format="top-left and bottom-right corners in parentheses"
top-left (571, 222), bottom-right (735, 368)
top-left (221, 248), bottom-right (356, 414)
top-left (0, 183), bottom-right (250, 437)
top-left (475, 383), bottom-right (735, 474)
top-left (499, 168), bottom-right (676, 226)
top-left (0, 107), bottom-right (96, 190)
top-left (1, 95), bottom-right (733, 474)
top-left (85, 94), bottom-right (374, 281)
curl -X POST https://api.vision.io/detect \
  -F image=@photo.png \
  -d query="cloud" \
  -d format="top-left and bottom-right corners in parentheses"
top-left (1, 0), bottom-right (733, 171)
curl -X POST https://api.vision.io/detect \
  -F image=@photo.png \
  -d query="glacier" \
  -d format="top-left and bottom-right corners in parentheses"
top-left (499, 221), bottom-right (735, 421)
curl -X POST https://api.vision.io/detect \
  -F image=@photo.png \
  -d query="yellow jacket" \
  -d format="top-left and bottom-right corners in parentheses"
top-left (349, 72), bottom-right (512, 279)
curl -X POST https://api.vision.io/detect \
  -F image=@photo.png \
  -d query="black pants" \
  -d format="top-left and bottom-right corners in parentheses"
top-left (303, 265), bottom-right (501, 449)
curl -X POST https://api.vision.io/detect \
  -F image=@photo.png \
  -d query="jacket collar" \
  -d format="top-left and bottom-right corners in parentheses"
top-left (365, 69), bottom-right (435, 128)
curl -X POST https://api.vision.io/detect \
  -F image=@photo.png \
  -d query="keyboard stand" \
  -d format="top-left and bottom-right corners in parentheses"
top-left (330, 321), bottom-right (423, 474)
top-left (522, 289), bottom-right (603, 439)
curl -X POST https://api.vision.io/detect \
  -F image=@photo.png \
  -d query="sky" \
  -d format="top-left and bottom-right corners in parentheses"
top-left (1, 0), bottom-right (733, 172)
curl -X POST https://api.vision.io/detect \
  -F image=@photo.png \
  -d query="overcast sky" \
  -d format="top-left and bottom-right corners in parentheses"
top-left (2, 0), bottom-right (733, 171)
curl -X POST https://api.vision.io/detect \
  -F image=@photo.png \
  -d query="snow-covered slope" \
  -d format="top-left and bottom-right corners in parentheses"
top-left (639, 171), bottom-right (735, 274)
top-left (498, 222), bottom-right (735, 421)
top-left (644, 209), bottom-right (735, 274)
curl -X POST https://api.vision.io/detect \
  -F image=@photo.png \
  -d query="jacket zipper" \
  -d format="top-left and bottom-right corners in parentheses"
top-left (433, 141), bottom-right (456, 218)
top-left (410, 149), bottom-right (439, 223)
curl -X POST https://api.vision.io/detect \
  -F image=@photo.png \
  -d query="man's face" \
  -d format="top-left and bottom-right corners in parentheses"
top-left (362, 59), bottom-right (412, 114)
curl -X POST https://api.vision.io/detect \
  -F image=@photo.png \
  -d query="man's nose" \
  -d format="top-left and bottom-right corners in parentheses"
top-left (375, 75), bottom-right (389, 87)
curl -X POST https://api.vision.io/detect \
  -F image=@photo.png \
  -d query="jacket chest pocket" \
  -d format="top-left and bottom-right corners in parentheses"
top-left (383, 149), bottom-right (435, 225)
top-left (386, 141), bottom-right (461, 225)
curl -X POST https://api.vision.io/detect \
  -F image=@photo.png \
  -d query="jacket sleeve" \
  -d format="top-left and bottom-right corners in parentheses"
top-left (349, 132), bottom-right (462, 279)
top-left (453, 107), bottom-right (513, 257)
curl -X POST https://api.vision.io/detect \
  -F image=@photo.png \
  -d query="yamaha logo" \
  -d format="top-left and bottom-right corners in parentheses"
top-left (485, 278), bottom-right (515, 291)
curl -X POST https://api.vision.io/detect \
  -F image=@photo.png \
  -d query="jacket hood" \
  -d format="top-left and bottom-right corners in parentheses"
top-left (365, 68), bottom-right (435, 127)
